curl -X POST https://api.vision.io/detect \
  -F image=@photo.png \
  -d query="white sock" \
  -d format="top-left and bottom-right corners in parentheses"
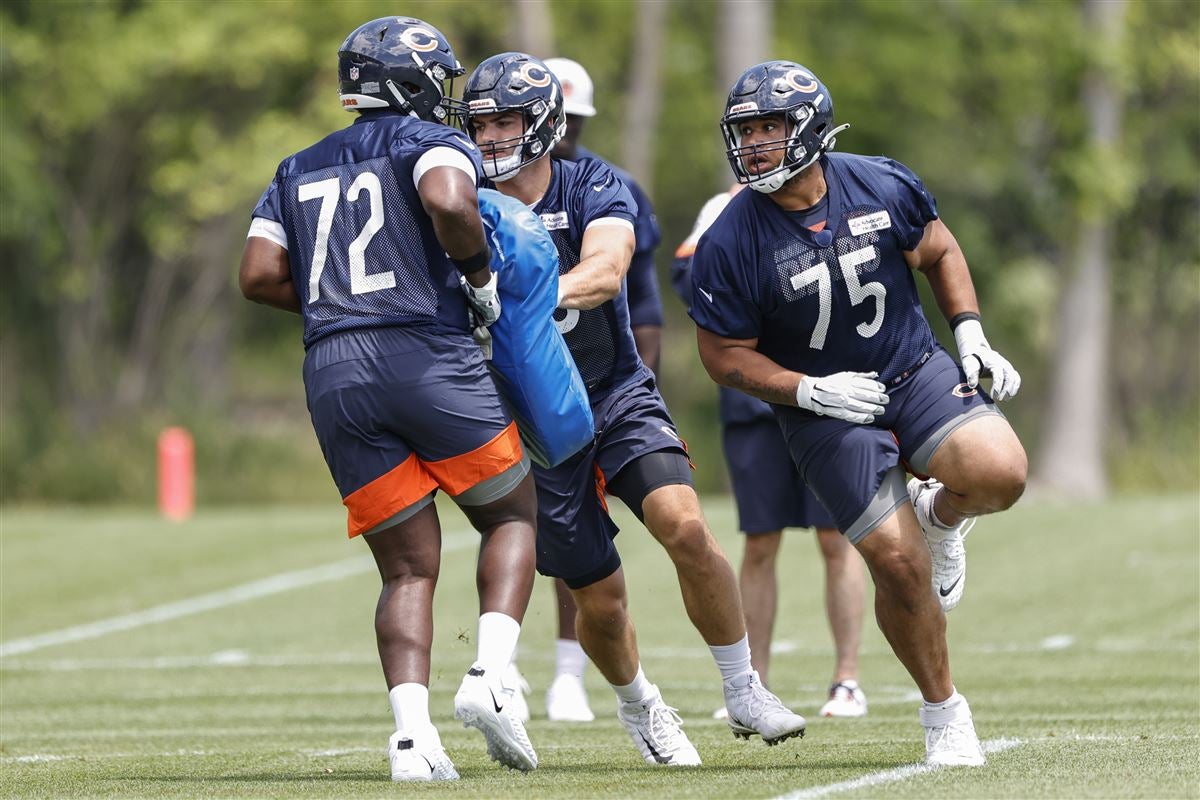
top-left (923, 688), bottom-right (962, 709)
top-left (710, 634), bottom-right (753, 682)
top-left (475, 611), bottom-right (521, 677)
top-left (554, 638), bottom-right (588, 679)
top-left (610, 664), bottom-right (655, 705)
top-left (388, 683), bottom-right (430, 733)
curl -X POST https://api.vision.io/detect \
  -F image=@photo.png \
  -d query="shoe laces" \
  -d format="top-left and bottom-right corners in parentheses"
top-left (646, 701), bottom-right (688, 752)
top-left (734, 676), bottom-right (790, 720)
top-left (926, 715), bottom-right (978, 753)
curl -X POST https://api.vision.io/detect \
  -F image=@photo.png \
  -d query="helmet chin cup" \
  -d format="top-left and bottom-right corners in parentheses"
top-left (482, 152), bottom-right (524, 181)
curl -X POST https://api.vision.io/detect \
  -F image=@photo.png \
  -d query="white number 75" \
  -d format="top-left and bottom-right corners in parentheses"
top-left (789, 245), bottom-right (886, 350)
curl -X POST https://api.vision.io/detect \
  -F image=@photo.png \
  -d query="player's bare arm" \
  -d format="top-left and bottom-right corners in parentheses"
top-left (417, 165), bottom-right (490, 287)
top-left (696, 327), bottom-right (802, 406)
top-left (239, 236), bottom-right (300, 313)
top-left (905, 218), bottom-right (1021, 400)
top-left (904, 217), bottom-right (980, 321)
top-left (557, 223), bottom-right (634, 310)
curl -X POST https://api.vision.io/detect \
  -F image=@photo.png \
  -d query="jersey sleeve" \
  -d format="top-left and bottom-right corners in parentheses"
top-left (248, 171), bottom-right (287, 249)
top-left (401, 123), bottom-right (485, 189)
top-left (688, 228), bottom-right (761, 340)
top-left (883, 158), bottom-right (939, 251)
top-left (574, 160), bottom-right (637, 235)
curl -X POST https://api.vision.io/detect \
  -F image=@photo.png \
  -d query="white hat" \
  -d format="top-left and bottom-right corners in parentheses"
top-left (544, 57), bottom-right (596, 117)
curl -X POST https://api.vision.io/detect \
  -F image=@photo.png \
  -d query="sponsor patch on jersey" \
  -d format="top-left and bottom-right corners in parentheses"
top-left (540, 211), bottom-right (569, 230)
top-left (728, 101), bottom-right (759, 116)
top-left (361, 81), bottom-right (380, 94)
top-left (848, 210), bottom-right (892, 237)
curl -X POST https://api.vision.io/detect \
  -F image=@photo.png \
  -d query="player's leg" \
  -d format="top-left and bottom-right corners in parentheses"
top-left (567, 568), bottom-right (700, 767)
top-left (534, 445), bottom-right (699, 765)
top-left (303, 329), bottom-right (458, 781)
top-left (545, 577), bottom-right (594, 721)
top-left (390, 331), bottom-right (539, 771)
top-left (852, 492), bottom-right (984, 766)
top-left (362, 502), bottom-right (460, 781)
top-left (898, 349), bottom-right (1028, 611)
top-left (815, 526), bottom-right (868, 717)
top-left (608, 457), bottom-right (806, 745)
top-left (785, 407), bottom-right (983, 766)
top-left (922, 413), bottom-right (1027, 521)
top-left (740, 531), bottom-right (782, 682)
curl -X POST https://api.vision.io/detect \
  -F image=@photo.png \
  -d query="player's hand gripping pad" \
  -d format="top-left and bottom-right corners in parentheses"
top-left (477, 189), bottom-right (594, 467)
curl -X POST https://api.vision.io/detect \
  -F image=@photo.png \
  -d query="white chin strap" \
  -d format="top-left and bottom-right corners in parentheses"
top-left (748, 122), bottom-right (850, 194)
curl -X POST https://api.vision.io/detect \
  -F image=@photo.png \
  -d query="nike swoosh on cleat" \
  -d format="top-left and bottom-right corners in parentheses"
top-left (639, 733), bottom-right (672, 764)
top-left (488, 687), bottom-right (504, 714)
top-left (939, 573), bottom-right (963, 597)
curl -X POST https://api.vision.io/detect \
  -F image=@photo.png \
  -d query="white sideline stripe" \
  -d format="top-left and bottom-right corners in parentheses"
top-left (0, 532), bottom-right (478, 658)
top-left (774, 738), bottom-right (1024, 800)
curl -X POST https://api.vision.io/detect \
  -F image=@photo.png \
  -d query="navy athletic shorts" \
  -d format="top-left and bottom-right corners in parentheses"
top-left (304, 326), bottom-right (522, 537)
top-left (774, 347), bottom-right (1001, 543)
top-left (532, 367), bottom-right (689, 588)
top-left (722, 418), bottom-right (836, 534)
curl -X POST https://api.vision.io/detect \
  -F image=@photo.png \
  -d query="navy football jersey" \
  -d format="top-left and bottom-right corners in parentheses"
top-left (690, 153), bottom-right (938, 384)
top-left (575, 146), bottom-right (663, 328)
top-left (250, 111), bottom-right (483, 347)
top-left (510, 158), bottom-right (641, 392)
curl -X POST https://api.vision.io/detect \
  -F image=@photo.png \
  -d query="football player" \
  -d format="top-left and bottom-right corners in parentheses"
top-left (672, 184), bottom-right (869, 720)
top-left (462, 52), bottom-right (807, 767)
top-left (503, 56), bottom-right (668, 726)
top-left (238, 17), bottom-right (539, 781)
top-left (690, 61), bottom-right (1028, 766)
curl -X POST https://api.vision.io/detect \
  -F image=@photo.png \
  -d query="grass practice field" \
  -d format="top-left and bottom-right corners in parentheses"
top-left (2, 493), bottom-right (1197, 798)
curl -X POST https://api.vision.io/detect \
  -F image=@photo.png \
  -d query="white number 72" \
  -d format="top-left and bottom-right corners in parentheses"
top-left (789, 245), bottom-right (886, 350)
top-left (297, 173), bottom-right (389, 302)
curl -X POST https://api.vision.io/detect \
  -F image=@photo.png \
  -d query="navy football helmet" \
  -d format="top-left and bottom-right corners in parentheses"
top-left (461, 52), bottom-right (565, 181)
top-left (721, 61), bottom-right (849, 193)
top-left (337, 17), bottom-right (466, 124)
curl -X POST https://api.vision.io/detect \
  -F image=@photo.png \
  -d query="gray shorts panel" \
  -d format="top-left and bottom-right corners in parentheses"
top-left (453, 453), bottom-right (531, 507)
top-left (362, 492), bottom-right (435, 536)
top-left (845, 466), bottom-right (909, 544)
top-left (907, 405), bottom-right (1004, 476)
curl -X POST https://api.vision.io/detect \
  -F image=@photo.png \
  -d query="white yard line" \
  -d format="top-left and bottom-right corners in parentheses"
top-left (0, 532), bottom-right (477, 658)
top-left (774, 738), bottom-right (1025, 799)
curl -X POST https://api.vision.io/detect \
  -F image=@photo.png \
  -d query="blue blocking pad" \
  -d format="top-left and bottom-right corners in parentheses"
top-left (477, 189), bottom-right (594, 467)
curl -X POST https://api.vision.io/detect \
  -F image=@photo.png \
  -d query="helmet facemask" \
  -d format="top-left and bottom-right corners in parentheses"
top-left (723, 105), bottom-right (848, 194)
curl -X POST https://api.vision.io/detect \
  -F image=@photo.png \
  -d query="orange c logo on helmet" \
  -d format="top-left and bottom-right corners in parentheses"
top-left (518, 61), bottom-right (552, 88)
top-left (784, 69), bottom-right (819, 93)
top-left (399, 27), bottom-right (440, 52)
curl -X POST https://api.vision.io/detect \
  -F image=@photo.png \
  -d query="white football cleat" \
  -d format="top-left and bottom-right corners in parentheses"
top-left (502, 662), bottom-right (532, 724)
top-left (908, 477), bottom-right (976, 612)
top-left (545, 673), bottom-right (595, 722)
top-left (920, 694), bottom-right (986, 766)
top-left (819, 680), bottom-right (868, 718)
top-left (453, 665), bottom-right (538, 771)
top-left (723, 671), bottom-right (806, 745)
top-left (617, 685), bottom-right (701, 766)
top-left (388, 728), bottom-right (458, 781)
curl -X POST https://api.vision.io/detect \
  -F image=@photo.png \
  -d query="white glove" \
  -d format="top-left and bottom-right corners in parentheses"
top-left (954, 319), bottom-right (1021, 401)
top-left (796, 371), bottom-right (889, 424)
top-left (460, 271), bottom-right (501, 326)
